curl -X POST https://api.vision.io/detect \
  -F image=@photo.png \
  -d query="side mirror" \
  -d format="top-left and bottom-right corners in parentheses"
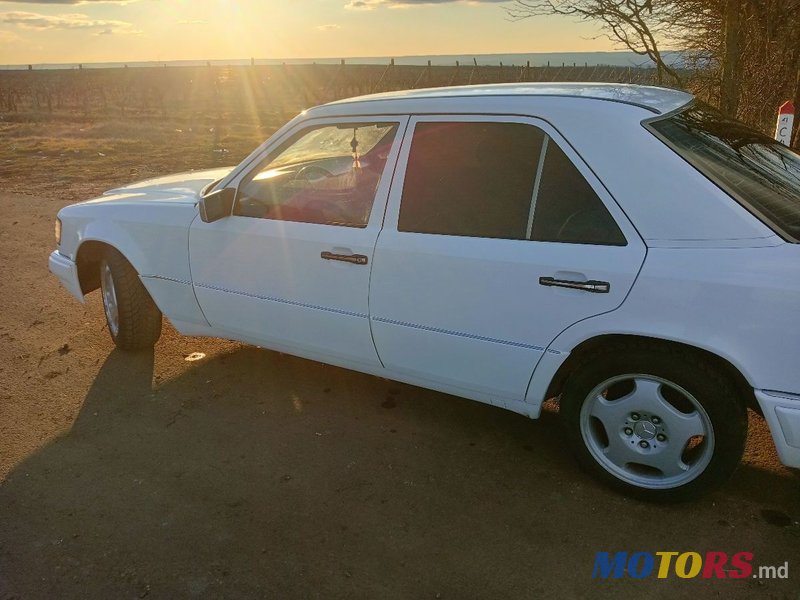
top-left (199, 187), bottom-right (236, 223)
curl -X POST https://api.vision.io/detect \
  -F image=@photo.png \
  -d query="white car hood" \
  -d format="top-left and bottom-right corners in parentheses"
top-left (102, 167), bottom-right (234, 199)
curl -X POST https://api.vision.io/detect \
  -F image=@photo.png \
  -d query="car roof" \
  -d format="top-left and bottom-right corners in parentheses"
top-left (321, 83), bottom-right (693, 116)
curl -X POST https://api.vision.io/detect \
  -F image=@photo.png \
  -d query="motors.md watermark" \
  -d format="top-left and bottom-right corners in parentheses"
top-left (592, 551), bottom-right (789, 580)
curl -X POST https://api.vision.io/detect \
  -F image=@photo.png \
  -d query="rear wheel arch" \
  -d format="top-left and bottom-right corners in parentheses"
top-left (545, 334), bottom-right (759, 414)
top-left (559, 341), bottom-right (748, 501)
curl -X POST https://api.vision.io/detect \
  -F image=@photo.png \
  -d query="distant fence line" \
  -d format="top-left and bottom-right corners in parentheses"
top-left (0, 60), bottom-right (669, 119)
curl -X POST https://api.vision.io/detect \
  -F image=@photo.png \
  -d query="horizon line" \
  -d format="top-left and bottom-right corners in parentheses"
top-left (1, 50), bottom-right (684, 70)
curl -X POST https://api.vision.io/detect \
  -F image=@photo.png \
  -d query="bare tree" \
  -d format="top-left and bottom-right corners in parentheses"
top-left (507, 0), bottom-right (684, 85)
top-left (509, 0), bottom-right (800, 145)
top-left (719, 0), bottom-right (741, 115)
top-left (671, 0), bottom-right (800, 132)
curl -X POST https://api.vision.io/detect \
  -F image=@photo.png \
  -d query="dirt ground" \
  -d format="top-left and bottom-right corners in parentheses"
top-left (0, 180), bottom-right (798, 596)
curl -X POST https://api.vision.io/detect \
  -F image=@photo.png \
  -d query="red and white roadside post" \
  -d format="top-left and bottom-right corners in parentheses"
top-left (774, 101), bottom-right (795, 146)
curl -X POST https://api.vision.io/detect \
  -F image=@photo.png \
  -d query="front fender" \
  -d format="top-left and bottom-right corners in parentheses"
top-left (59, 201), bottom-right (209, 329)
top-left (63, 201), bottom-right (198, 282)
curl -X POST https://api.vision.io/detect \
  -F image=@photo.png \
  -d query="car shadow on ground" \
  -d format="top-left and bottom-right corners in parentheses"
top-left (1, 345), bottom-right (798, 599)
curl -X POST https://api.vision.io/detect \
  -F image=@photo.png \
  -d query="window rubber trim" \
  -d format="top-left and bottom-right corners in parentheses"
top-left (526, 135), bottom-right (549, 240)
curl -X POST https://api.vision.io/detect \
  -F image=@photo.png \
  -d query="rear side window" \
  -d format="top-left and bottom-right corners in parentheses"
top-left (648, 104), bottom-right (800, 242)
top-left (532, 140), bottom-right (627, 245)
top-left (398, 121), bottom-right (626, 245)
top-left (398, 122), bottom-right (543, 239)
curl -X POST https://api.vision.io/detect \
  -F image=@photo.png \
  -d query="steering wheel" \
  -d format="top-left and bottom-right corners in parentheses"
top-left (293, 165), bottom-right (332, 182)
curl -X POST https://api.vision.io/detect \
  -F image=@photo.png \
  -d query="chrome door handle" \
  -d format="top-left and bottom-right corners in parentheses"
top-left (321, 251), bottom-right (368, 265)
top-left (539, 277), bottom-right (610, 293)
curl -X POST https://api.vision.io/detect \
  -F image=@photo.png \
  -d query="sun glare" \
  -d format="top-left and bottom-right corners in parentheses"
top-left (0, 0), bottom-right (614, 65)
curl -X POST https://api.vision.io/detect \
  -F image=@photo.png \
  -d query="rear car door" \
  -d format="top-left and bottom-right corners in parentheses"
top-left (369, 115), bottom-right (646, 403)
top-left (189, 117), bottom-right (407, 369)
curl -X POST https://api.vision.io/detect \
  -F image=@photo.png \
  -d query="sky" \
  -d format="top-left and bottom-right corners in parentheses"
top-left (0, 0), bottom-right (612, 65)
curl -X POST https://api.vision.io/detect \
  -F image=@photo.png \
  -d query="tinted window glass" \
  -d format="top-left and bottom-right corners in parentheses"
top-left (398, 121), bottom-right (625, 245)
top-left (235, 122), bottom-right (398, 227)
top-left (649, 104), bottom-right (800, 241)
top-left (398, 122), bottom-right (544, 239)
top-left (532, 140), bottom-right (627, 245)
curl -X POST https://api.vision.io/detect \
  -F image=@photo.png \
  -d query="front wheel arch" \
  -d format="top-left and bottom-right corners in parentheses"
top-left (75, 240), bottom-right (107, 295)
top-left (76, 240), bottom-right (140, 297)
top-left (98, 246), bottom-right (162, 350)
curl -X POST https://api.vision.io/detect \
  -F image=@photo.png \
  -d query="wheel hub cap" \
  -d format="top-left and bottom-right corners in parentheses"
top-left (634, 420), bottom-right (657, 440)
top-left (579, 374), bottom-right (715, 490)
top-left (100, 261), bottom-right (119, 338)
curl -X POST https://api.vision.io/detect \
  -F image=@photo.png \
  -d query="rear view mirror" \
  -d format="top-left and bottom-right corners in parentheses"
top-left (199, 187), bottom-right (236, 223)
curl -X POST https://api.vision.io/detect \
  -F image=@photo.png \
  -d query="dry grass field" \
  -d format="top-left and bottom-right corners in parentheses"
top-left (1, 115), bottom-right (267, 202)
top-left (1, 63), bottom-right (667, 199)
top-left (2, 62), bottom-right (791, 202)
top-left (0, 69), bottom-right (290, 201)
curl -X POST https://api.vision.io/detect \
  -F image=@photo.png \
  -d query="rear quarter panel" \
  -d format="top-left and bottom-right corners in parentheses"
top-left (531, 244), bottom-right (800, 404)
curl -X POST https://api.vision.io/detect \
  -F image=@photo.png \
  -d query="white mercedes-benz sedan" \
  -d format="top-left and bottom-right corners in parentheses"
top-left (49, 83), bottom-right (800, 501)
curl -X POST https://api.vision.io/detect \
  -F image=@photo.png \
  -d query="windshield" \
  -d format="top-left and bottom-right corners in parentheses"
top-left (648, 103), bottom-right (800, 241)
top-left (268, 124), bottom-right (396, 171)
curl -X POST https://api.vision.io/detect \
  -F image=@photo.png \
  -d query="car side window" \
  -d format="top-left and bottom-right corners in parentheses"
top-left (397, 121), bottom-right (626, 245)
top-left (398, 122), bottom-right (544, 239)
top-left (531, 139), bottom-right (627, 245)
top-left (235, 122), bottom-right (399, 227)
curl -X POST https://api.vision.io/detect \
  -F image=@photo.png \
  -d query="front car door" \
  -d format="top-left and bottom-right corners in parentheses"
top-left (189, 116), bottom-right (408, 369)
top-left (369, 115), bottom-right (646, 409)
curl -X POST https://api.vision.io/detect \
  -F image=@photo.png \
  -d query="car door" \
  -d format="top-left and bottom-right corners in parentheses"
top-left (189, 116), bottom-right (408, 369)
top-left (369, 115), bottom-right (646, 405)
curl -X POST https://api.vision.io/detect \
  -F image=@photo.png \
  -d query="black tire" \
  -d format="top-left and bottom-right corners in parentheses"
top-left (560, 343), bottom-right (747, 502)
top-left (99, 247), bottom-right (162, 351)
